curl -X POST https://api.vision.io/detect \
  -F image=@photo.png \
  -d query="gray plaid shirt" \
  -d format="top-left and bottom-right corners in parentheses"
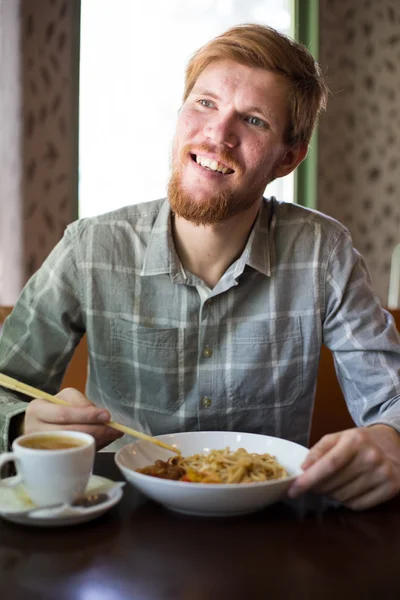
top-left (1, 197), bottom-right (400, 452)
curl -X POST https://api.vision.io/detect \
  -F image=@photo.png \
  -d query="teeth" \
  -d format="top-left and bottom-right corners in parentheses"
top-left (195, 155), bottom-right (233, 174)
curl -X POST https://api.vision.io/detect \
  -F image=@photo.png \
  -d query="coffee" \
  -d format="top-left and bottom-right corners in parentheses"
top-left (19, 435), bottom-right (87, 450)
top-left (0, 430), bottom-right (95, 506)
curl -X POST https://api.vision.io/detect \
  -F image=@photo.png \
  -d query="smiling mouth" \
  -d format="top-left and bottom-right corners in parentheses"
top-left (190, 154), bottom-right (234, 175)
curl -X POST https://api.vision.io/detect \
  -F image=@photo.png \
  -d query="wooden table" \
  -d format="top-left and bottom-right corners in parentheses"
top-left (1, 453), bottom-right (400, 600)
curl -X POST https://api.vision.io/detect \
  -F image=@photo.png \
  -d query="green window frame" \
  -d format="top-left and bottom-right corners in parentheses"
top-left (293, 0), bottom-right (320, 209)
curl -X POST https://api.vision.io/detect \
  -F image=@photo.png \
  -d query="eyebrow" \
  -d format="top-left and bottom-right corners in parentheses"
top-left (191, 88), bottom-right (218, 100)
top-left (190, 87), bottom-right (280, 126)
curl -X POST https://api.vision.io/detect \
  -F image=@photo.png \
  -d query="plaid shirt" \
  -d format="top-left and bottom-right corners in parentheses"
top-left (1, 198), bottom-right (400, 452)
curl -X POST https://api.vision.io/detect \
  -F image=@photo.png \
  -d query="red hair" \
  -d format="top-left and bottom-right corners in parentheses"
top-left (183, 23), bottom-right (329, 146)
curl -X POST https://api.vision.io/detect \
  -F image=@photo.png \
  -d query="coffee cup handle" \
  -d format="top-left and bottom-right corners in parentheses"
top-left (0, 453), bottom-right (23, 487)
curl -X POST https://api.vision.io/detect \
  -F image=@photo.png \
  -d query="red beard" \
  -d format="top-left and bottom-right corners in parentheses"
top-left (168, 143), bottom-right (268, 226)
top-left (168, 168), bottom-right (231, 226)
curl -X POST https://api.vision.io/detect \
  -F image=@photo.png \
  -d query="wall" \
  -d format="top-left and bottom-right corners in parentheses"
top-left (21, 0), bottom-right (79, 280)
top-left (0, 0), bottom-right (79, 304)
top-left (0, 0), bottom-right (23, 304)
top-left (318, 0), bottom-right (400, 304)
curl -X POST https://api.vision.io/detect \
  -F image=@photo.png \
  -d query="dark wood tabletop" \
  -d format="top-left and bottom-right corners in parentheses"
top-left (1, 452), bottom-right (400, 600)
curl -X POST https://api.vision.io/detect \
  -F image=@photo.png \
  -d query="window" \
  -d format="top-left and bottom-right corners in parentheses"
top-left (79, 0), bottom-right (295, 218)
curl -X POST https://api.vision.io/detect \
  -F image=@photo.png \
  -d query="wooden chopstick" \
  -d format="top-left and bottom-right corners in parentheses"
top-left (0, 372), bottom-right (180, 455)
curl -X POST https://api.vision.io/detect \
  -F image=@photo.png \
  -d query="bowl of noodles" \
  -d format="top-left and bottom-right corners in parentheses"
top-left (115, 431), bottom-right (308, 517)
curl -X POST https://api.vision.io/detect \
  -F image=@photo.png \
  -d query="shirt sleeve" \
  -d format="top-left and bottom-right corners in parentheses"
top-left (322, 229), bottom-right (400, 431)
top-left (0, 223), bottom-right (85, 451)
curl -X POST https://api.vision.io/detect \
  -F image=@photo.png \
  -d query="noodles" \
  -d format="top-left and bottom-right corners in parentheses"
top-left (136, 446), bottom-right (288, 483)
top-left (178, 447), bottom-right (287, 483)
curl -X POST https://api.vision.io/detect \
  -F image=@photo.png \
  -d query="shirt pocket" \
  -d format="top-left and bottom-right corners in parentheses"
top-left (110, 318), bottom-right (184, 414)
top-left (226, 316), bottom-right (303, 410)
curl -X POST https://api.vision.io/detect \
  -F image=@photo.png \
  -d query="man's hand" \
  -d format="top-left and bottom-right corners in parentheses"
top-left (288, 424), bottom-right (400, 510)
top-left (24, 388), bottom-right (124, 450)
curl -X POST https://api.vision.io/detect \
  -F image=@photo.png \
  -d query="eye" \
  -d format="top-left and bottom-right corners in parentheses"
top-left (198, 99), bottom-right (215, 108)
top-left (245, 116), bottom-right (267, 128)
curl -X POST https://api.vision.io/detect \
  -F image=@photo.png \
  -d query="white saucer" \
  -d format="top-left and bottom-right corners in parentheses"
top-left (0, 474), bottom-right (124, 527)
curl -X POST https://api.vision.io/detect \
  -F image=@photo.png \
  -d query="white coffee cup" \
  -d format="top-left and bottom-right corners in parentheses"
top-left (0, 430), bottom-right (95, 506)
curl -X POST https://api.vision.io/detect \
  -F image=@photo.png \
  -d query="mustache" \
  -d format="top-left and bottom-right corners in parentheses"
top-left (180, 143), bottom-right (242, 174)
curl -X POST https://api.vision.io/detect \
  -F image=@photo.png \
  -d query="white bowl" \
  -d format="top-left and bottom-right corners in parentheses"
top-left (115, 431), bottom-right (308, 517)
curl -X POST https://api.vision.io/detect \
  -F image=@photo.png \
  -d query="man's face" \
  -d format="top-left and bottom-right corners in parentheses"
top-left (168, 59), bottom-right (295, 226)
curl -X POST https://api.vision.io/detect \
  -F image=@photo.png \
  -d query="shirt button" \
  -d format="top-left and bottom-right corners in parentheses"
top-left (203, 346), bottom-right (212, 358)
top-left (201, 396), bottom-right (212, 408)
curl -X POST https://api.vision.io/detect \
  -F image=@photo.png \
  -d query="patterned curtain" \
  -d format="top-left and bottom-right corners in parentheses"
top-left (0, 0), bottom-right (79, 304)
top-left (0, 0), bottom-right (23, 304)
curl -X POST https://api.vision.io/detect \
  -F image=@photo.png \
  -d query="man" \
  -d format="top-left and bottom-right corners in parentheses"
top-left (1, 24), bottom-right (400, 510)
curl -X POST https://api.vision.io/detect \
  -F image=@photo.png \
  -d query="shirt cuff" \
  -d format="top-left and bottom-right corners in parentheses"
top-left (1, 403), bottom-right (27, 452)
top-left (366, 421), bottom-right (400, 435)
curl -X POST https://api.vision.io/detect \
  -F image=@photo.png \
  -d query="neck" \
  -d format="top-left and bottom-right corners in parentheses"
top-left (172, 201), bottom-right (261, 288)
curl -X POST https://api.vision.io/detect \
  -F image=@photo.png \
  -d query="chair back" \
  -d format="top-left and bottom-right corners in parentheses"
top-left (0, 306), bottom-right (13, 333)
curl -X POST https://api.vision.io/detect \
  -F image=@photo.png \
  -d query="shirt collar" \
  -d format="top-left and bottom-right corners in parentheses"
top-left (232, 198), bottom-right (273, 280)
top-left (141, 197), bottom-right (273, 283)
top-left (141, 199), bottom-right (187, 283)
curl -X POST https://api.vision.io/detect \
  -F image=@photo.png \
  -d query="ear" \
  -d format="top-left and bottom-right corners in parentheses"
top-left (274, 143), bottom-right (308, 179)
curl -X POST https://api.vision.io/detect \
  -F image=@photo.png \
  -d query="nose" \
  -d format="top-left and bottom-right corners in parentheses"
top-left (203, 112), bottom-right (239, 149)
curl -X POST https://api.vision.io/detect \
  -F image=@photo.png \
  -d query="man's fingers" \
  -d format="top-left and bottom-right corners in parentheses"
top-left (319, 457), bottom-right (397, 501)
top-left (301, 432), bottom-right (341, 469)
top-left (324, 473), bottom-right (378, 505)
top-left (315, 445), bottom-right (388, 496)
top-left (289, 434), bottom-right (357, 497)
top-left (23, 388), bottom-right (123, 451)
top-left (342, 479), bottom-right (399, 511)
top-left (287, 425), bottom-right (400, 509)
top-left (313, 456), bottom-right (360, 495)
top-left (26, 397), bottom-right (111, 426)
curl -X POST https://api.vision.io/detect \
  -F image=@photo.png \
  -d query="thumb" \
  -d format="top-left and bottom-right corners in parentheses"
top-left (56, 387), bottom-right (96, 408)
top-left (56, 388), bottom-right (111, 422)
